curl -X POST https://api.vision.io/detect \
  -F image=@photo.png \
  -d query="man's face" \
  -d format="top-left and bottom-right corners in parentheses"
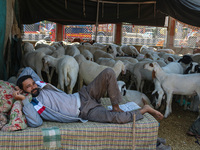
top-left (22, 78), bottom-right (40, 97)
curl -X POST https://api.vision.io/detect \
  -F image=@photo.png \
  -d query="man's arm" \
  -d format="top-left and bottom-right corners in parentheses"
top-left (13, 91), bottom-right (43, 127)
top-left (22, 98), bottom-right (43, 127)
top-left (18, 67), bottom-right (42, 81)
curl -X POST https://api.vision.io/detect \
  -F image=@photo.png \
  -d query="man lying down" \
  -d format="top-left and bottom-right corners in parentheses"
top-left (13, 67), bottom-right (163, 127)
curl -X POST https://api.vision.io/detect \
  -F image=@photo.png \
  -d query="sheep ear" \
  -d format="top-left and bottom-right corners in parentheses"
top-left (123, 90), bottom-right (126, 96)
top-left (152, 70), bottom-right (156, 79)
top-left (149, 63), bottom-right (153, 67)
top-left (168, 57), bottom-right (173, 62)
top-left (42, 58), bottom-right (47, 64)
top-left (145, 54), bottom-right (150, 58)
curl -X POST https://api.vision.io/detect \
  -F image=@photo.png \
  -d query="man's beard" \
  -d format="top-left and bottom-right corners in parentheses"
top-left (31, 88), bottom-right (40, 97)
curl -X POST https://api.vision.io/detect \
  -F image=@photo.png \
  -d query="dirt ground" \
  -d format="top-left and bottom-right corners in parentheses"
top-left (157, 101), bottom-right (200, 150)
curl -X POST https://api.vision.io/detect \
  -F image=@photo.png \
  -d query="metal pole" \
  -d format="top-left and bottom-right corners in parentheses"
top-left (95, 0), bottom-right (100, 41)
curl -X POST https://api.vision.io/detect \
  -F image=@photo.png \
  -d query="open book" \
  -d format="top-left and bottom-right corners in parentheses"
top-left (107, 102), bottom-right (141, 112)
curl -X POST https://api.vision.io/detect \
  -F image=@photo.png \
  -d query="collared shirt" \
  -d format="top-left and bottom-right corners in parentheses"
top-left (37, 88), bottom-right (81, 117)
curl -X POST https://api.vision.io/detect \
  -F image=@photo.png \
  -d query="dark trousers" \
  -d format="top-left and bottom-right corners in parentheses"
top-left (78, 68), bottom-right (143, 124)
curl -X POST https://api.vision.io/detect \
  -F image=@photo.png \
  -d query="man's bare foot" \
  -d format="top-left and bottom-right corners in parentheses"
top-left (111, 104), bottom-right (124, 112)
top-left (141, 105), bottom-right (164, 120)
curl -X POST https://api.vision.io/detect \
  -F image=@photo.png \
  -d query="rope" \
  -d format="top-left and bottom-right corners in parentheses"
top-left (83, 0), bottom-right (86, 17)
top-left (65, 0), bottom-right (67, 9)
top-left (95, 0), bottom-right (100, 41)
top-left (102, 2), bottom-right (104, 18)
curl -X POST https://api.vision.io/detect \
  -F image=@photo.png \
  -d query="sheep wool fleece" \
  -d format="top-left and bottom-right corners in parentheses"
top-left (78, 68), bottom-right (143, 123)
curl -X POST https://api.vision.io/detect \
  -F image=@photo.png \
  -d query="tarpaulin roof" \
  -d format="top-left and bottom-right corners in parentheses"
top-left (19, 0), bottom-right (166, 26)
top-left (157, 0), bottom-right (200, 27)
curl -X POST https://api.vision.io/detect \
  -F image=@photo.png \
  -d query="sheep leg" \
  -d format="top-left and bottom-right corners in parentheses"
top-left (136, 74), bottom-right (141, 92)
top-left (78, 74), bottom-right (83, 90)
top-left (189, 96), bottom-right (195, 111)
top-left (42, 62), bottom-right (51, 83)
top-left (46, 73), bottom-right (51, 83)
top-left (49, 67), bottom-right (56, 83)
top-left (128, 75), bottom-right (135, 90)
top-left (184, 96), bottom-right (188, 110)
top-left (140, 80), bottom-right (144, 93)
top-left (180, 95), bottom-right (184, 106)
top-left (156, 90), bottom-right (164, 109)
top-left (127, 81), bottom-right (133, 90)
top-left (67, 72), bottom-right (77, 94)
top-left (35, 68), bottom-right (44, 81)
top-left (169, 94), bottom-right (173, 114)
top-left (164, 93), bottom-right (173, 118)
top-left (58, 71), bottom-right (65, 91)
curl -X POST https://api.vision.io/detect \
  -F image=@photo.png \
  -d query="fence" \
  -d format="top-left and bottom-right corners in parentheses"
top-left (22, 21), bottom-right (199, 48)
top-left (22, 21), bottom-right (55, 41)
top-left (174, 21), bottom-right (200, 48)
top-left (122, 24), bottom-right (167, 47)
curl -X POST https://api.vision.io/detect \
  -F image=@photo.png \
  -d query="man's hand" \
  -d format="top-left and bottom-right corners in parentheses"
top-left (13, 90), bottom-right (26, 101)
top-left (14, 86), bottom-right (23, 94)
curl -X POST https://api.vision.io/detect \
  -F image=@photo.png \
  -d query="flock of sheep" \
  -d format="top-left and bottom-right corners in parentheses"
top-left (17, 39), bottom-right (200, 119)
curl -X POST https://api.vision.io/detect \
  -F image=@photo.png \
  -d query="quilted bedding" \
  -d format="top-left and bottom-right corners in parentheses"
top-left (0, 83), bottom-right (159, 149)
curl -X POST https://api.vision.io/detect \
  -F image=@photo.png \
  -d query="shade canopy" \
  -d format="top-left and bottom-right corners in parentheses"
top-left (157, 0), bottom-right (200, 27)
top-left (19, 0), bottom-right (166, 26)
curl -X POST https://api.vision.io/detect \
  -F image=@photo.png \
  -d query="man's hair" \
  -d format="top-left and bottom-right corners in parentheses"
top-left (16, 75), bottom-right (33, 90)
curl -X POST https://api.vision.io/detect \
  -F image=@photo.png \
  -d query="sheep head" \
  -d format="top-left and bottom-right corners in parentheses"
top-left (117, 81), bottom-right (127, 96)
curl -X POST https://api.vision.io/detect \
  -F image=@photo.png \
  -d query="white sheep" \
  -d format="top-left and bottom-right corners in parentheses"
top-left (92, 43), bottom-right (114, 53)
top-left (153, 61), bottom-right (192, 109)
top-left (114, 57), bottom-right (138, 64)
top-left (117, 81), bottom-right (152, 107)
top-left (35, 40), bottom-right (48, 48)
top-left (157, 49), bottom-right (175, 54)
top-left (79, 60), bottom-right (125, 89)
top-left (140, 45), bottom-right (160, 60)
top-left (23, 42), bottom-right (34, 52)
top-left (110, 43), bottom-right (124, 56)
top-left (140, 45), bottom-right (157, 53)
top-left (49, 41), bottom-right (63, 48)
top-left (158, 52), bottom-right (181, 64)
top-left (144, 61), bottom-right (200, 118)
top-left (23, 42), bottom-right (52, 82)
top-left (42, 55), bottom-right (79, 94)
top-left (96, 57), bottom-right (116, 67)
top-left (51, 46), bottom-right (65, 58)
top-left (162, 62), bottom-right (184, 74)
top-left (120, 45), bottom-right (139, 57)
top-left (192, 53), bottom-right (200, 65)
top-left (128, 60), bottom-right (166, 92)
top-left (80, 49), bottom-right (94, 61)
top-left (77, 44), bottom-right (114, 55)
top-left (74, 54), bottom-right (87, 65)
top-left (65, 45), bottom-right (80, 57)
top-left (93, 50), bottom-right (114, 62)
top-left (122, 60), bottom-right (138, 73)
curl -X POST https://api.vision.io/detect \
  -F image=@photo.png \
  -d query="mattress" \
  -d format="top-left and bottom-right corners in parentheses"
top-left (0, 98), bottom-right (159, 150)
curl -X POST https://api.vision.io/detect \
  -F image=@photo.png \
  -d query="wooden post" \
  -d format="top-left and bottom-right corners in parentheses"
top-left (56, 23), bottom-right (63, 41)
top-left (115, 23), bottom-right (122, 45)
top-left (166, 17), bottom-right (176, 49)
